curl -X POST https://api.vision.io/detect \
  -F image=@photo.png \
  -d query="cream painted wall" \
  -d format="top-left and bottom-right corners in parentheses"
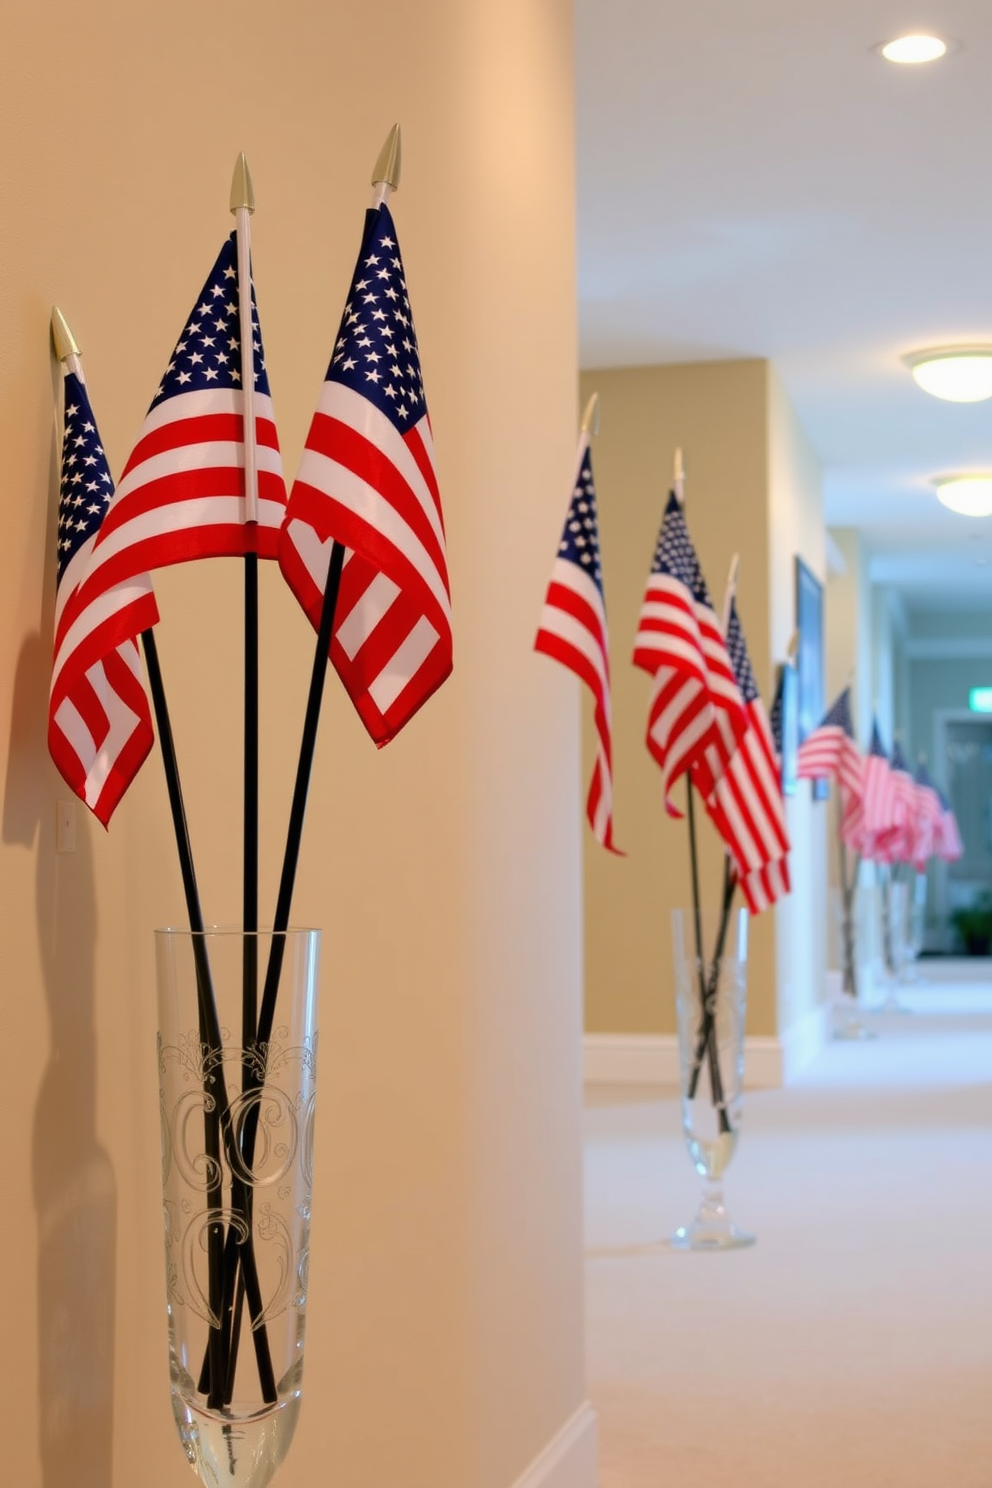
top-left (578, 360), bottom-right (779, 1037)
top-left (767, 368), bottom-right (828, 1037)
top-left (1, 6), bottom-right (592, 1488)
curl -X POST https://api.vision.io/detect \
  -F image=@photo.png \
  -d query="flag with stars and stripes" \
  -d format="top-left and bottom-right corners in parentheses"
top-left (853, 720), bottom-right (897, 861)
top-left (535, 434), bottom-right (620, 853)
top-left (909, 759), bottom-right (944, 870)
top-left (632, 492), bottom-right (746, 815)
top-left (934, 784), bottom-right (964, 863)
top-left (795, 686), bottom-right (863, 797)
top-left (279, 201), bottom-right (451, 745)
top-left (876, 738), bottom-right (917, 864)
top-left (86, 233), bottom-right (286, 583)
top-left (704, 597), bottom-right (789, 914)
top-left (48, 364), bottom-right (159, 825)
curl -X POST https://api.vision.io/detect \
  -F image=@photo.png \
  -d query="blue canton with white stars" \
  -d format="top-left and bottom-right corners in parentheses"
top-left (328, 204), bottom-right (425, 434)
top-left (151, 233), bottom-right (271, 408)
top-left (769, 671), bottom-right (785, 755)
top-left (558, 446), bottom-right (604, 594)
top-left (869, 719), bottom-right (888, 760)
top-left (652, 492), bottom-right (713, 607)
top-left (57, 372), bottom-right (115, 583)
top-left (916, 759), bottom-right (935, 789)
top-left (890, 738), bottom-right (910, 775)
top-left (818, 687), bottom-right (854, 738)
top-left (725, 601), bottom-right (758, 703)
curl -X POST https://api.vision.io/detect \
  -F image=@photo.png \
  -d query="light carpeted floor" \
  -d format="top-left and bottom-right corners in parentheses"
top-left (584, 980), bottom-right (992, 1488)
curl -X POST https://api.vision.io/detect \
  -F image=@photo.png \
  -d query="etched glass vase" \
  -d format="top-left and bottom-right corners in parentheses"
top-left (156, 927), bottom-right (321, 1488)
top-left (670, 907), bottom-right (754, 1250)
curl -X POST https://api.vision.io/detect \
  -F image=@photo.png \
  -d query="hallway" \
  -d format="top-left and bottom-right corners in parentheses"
top-left (584, 982), bottom-right (992, 1487)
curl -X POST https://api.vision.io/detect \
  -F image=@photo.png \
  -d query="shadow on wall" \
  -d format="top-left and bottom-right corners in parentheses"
top-left (4, 616), bottom-right (117, 1487)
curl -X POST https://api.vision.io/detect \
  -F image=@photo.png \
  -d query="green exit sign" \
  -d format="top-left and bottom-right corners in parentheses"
top-left (969, 687), bottom-right (992, 713)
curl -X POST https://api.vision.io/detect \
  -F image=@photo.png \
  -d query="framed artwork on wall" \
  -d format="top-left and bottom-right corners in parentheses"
top-left (795, 555), bottom-right (828, 801)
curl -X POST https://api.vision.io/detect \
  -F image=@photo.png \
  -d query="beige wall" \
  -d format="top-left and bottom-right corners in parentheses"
top-left (1, 6), bottom-right (593, 1488)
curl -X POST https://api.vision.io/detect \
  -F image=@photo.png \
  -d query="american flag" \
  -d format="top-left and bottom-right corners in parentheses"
top-left (706, 598), bottom-right (790, 914)
top-left (87, 233), bottom-right (286, 583)
top-left (795, 686), bottom-right (863, 797)
top-left (910, 759), bottom-right (944, 871)
top-left (935, 785), bottom-right (964, 863)
top-left (856, 720), bottom-right (897, 861)
top-left (632, 493), bottom-right (745, 814)
top-left (48, 365), bottom-right (159, 825)
top-left (879, 739), bottom-right (916, 864)
top-left (279, 201), bottom-right (451, 745)
top-left (535, 436), bottom-right (619, 853)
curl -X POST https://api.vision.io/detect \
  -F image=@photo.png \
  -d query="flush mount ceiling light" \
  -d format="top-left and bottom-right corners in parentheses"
top-left (934, 475), bottom-right (992, 518)
top-left (906, 348), bottom-right (992, 402)
top-left (880, 34), bottom-right (948, 63)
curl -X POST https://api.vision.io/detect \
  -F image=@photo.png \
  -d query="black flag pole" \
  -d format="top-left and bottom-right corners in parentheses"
top-left (219, 125), bottom-right (404, 1393)
top-left (676, 454), bottom-right (731, 1137)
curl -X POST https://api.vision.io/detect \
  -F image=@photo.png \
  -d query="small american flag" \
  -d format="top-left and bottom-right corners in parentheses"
top-left (855, 720), bottom-right (897, 860)
top-left (279, 201), bottom-right (451, 744)
top-left (535, 436), bottom-right (619, 853)
top-left (910, 759), bottom-right (944, 870)
top-left (90, 233), bottom-right (286, 579)
top-left (705, 597), bottom-right (789, 914)
top-left (48, 366), bottom-right (158, 824)
top-left (935, 785), bottom-right (964, 862)
top-left (796, 687), bottom-right (862, 797)
top-left (632, 493), bottom-right (745, 814)
top-left (878, 739), bottom-right (916, 865)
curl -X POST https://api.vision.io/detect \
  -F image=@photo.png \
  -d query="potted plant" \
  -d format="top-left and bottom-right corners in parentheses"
top-left (949, 893), bottom-right (992, 956)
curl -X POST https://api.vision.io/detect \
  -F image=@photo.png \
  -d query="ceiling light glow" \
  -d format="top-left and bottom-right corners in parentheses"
top-left (881, 34), bottom-right (947, 63)
top-left (935, 476), bottom-right (992, 518)
top-left (907, 348), bottom-right (992, 402)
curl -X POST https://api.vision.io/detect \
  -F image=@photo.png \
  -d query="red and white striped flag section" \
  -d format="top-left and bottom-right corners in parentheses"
top-left (705, 597), bottom-right (790, 914)
top-left (796, 685), bottom-right (864, 847)
top-left (86, 233), bottom-right (286, 583)
top-left (795, 686), bottom-right (863, 797)
top-left (910, 759), bottom-right (944, 871)
top-left (876, 738), bottom-right (916, 864)
top-left (632, 492), bottom-right (746, 814)
top-left (279, 199), bottom-right (452, 745)
top-left (854, 720), bottom-right (897, 860)
top-left (535, 424), bottom-right (620, 853)
top-left (49, 355), bottom-right (159, 825)
top-left (935, 786), bottom-right (964, 863)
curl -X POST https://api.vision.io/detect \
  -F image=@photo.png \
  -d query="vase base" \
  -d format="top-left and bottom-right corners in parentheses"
top-left (666, 1222), bottom-right (756, 1251)
top-left (833, 1018), bottom-right (878, 1040)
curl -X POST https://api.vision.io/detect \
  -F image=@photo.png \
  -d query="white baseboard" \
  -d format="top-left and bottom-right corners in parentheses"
top-left (510, 1402), bottom-right (598, 1488)
top-left (584, 1004), bottom-right (829, 1091)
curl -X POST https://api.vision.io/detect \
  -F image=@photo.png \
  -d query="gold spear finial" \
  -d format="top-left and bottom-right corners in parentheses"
top-left (372, 124), bottom-right (402, 192)
top-left (581, 391), bottom-right (600, 437)
top-left (51, 306), bottom-right (80, 362)
top-left (673, 446), bottom-right (685, 502)
top-left (727, 553), bottom-right (740, 591)
top-left (229, 152), bottom-right (255, 214)
top-left (786, 628), bottom-right (800, 662)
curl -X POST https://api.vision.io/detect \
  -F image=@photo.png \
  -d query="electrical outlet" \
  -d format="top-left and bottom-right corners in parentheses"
top-left (56, 799), bottom-right (76, 853)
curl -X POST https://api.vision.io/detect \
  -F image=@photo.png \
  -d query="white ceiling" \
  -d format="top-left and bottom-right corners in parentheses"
top-left (574, 0), bottom-right (992, 608)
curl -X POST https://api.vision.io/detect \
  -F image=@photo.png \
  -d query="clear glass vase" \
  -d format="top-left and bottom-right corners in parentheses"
top-left (156, 927), bottom-right (321, 1488)
top-left (670, 906), bottom-right (754, 1250)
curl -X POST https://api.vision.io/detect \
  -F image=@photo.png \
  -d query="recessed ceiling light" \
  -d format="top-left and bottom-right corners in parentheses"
top-left (935, 475), bottom-right (992, 517)
top-left (906, 348), bottom-right (992, 402)
top-left (881, 34), bottom-right (947, 63)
